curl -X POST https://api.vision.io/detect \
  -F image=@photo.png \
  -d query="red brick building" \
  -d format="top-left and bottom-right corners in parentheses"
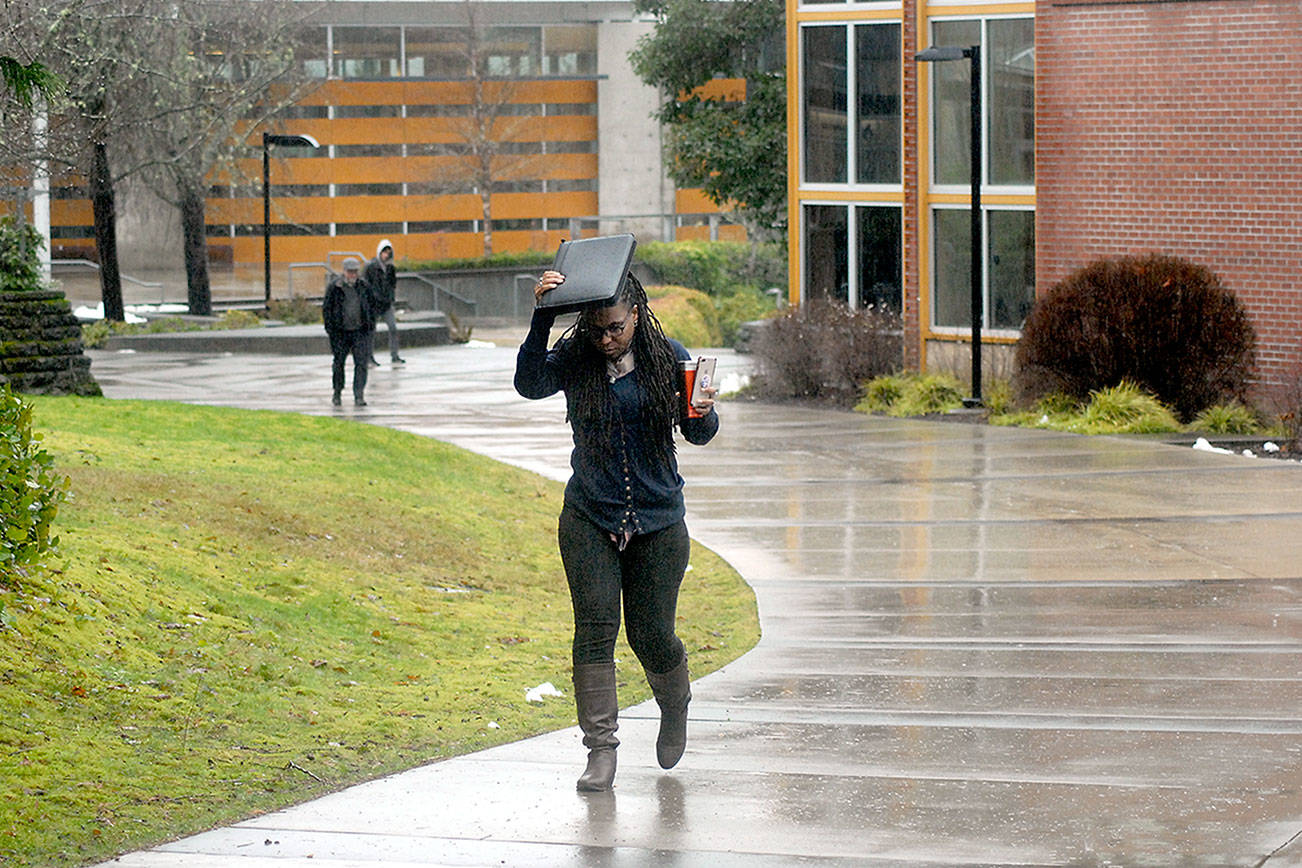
top-left (1037, 0), bottom-right (1302, 387)
top-left (788, 0), bottom-right (1302, 392)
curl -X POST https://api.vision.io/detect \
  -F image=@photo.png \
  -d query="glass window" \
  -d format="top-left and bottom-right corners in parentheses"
top-left (333, 27), bottom-right (401, 79)
top-left (547, 141), bottom-right (597, 154)
top-left (333, 144), bottom-right (404, 157)
top-left (292, 28), bottom-right (328, 79)
top-left (333, 104), bottom-right (401, 119)
top-left (803, 26), bottom-right (847, 184)
top-left (335, 184), bottom-right (404, 196)
top-left (410, 221), bottom-right (475, 233)
top-left (406, 104), bottom-right (473, 117)
top-left (336, 222), bottom-right (404, 235)
top-left (857, 207), bottom-right (902, 313)
top-left (989, 209), bottom-right (1034, 329)
top-left (933, 207), bottom-right (1035, 330)
top-left (484, 27), bottom-right (541, 77)
top-left (989, 18), bottom-right (1034, 186)
top-left (855, 24), bottom-right (900, 185)
top-left (546, 178), bottom-right (598, 192)
top-left (543, 26), bottom-right (596, 76)
top-left (805, 205), bottom-right (849, 304)
top-left (931, 20), bottom-right (980, 187)
top-left (405, 28), bottom-right (469, 78)
top-left (933, 208), bottom-right (972, 329)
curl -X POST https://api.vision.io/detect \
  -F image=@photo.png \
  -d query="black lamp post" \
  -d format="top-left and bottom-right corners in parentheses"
top-left (262, 132), bottom-right (320, 306)
top-left (916, 44), bottom-right (982, 407)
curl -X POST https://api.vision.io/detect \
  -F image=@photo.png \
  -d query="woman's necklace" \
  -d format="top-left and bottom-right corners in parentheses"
top-left (606, 350), bottom-right (635, 383)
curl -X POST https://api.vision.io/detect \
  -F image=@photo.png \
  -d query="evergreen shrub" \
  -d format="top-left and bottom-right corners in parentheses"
top-left (0, 217), bottom-right (44, 293)
top-left (637, 240), bottom-right (785, 296)
top-left (754, 300), bottom-right (902, 407)
top-left (647, 285), bottom-right (719, 348)
top-left (0, 385), bottom-right (69, 586)
top-left (1014, 253), bottom-right (1256, 422)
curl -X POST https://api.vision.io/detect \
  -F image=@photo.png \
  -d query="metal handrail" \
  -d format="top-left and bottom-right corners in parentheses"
top-left (398, 272), bottom-right (477, 319)
top-left (286, 261), bottom-right (330, 297)
top-left (51, 258), bottom-right (164, 288)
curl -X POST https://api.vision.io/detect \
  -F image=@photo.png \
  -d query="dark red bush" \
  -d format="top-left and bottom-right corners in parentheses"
top-left (1014, 254), bottom-right (1256, 421)
top-left (753, 300), bottom-right (903, 407)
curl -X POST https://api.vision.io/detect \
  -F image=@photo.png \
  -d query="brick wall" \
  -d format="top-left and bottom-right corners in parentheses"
top-left (1037, 0), bottom-right (1302, 388)
top-left (902, 1), bottom-right (922, 370)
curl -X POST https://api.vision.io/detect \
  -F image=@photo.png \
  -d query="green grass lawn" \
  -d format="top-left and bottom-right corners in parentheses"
top-left (0, 396), bottom-right (760, 867)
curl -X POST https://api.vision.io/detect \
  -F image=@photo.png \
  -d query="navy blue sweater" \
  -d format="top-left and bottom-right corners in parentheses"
top-left (514, 310), bottom-right (719, 535)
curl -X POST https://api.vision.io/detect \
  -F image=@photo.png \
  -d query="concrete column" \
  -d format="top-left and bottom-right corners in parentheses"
top-left (32, 105), bottom-right (51, 281)
top-left (596, 19), bottom-right (673, 242)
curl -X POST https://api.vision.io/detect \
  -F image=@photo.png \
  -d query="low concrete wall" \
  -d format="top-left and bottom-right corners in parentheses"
top-left (104, 319), bottom-right (450, 355)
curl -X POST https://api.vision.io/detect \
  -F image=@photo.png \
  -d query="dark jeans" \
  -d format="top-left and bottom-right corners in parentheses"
top-left (329, 329), bottom-right (372, 397)
top-left (558, 506), bottom-right (689, 674)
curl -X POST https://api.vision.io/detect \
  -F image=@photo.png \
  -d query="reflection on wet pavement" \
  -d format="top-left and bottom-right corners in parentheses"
top-left (87, 343), bottom-right (1302, 866)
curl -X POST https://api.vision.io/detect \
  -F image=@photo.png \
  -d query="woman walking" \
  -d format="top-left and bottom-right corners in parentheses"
top-left (514, 269), bottom-right (718, 792)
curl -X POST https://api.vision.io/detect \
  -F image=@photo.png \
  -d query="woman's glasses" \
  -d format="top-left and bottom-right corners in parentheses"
top-left (584, 315), bottom-right (632, 341)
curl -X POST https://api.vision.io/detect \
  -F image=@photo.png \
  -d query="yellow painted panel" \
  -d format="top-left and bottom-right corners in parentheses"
top-left (675, 226), bottom-right (711, 242)
top-left (400, 197), bottom-right (482, 221)
top-left (399, 232), bottom-right (483, 261)
top-left (51, 200), bottom-right (93, 224)
top-left (795, 8), bottom-right (903, 22)
top-left (324, 81), bottom-right (407, 106)
top-left (717, 225), bottom-right (748, 242)
top-left (796, 189), bottom-right (904, 204)
top-left (399, 81), bottom-right (475, 105)
top-left (488, 191), bottom-right (598, 219)
top-left (675, 188), bottom-right (724, 213)
top-left (925, 3), bottom-right (1033, 16)
top-left (688, 78), bottom-right (745, 101)
top-left (326, 118), bottom-right (408, 146)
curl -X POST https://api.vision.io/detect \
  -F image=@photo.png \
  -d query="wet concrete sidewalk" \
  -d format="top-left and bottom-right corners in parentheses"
top-left (86, 337), bottom-right (1302, 866)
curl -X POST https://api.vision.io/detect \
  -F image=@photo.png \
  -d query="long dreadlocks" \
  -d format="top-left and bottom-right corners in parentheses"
top-left (554, 273), bottom-right (682, 468)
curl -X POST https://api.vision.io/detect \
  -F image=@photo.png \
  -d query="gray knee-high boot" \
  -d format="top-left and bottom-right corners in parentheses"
top-left (645, 653), bottom-right (691, 770)
top-left (572, 662), bottom-right (619, 791)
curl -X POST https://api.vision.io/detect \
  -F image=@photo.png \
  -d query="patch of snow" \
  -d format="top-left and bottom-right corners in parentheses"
top-left (1263, 441), bottom-right (1281, 453)
top-left (525, 681), bottom-right (564, 703)
top-left (463, 339), bottom-right (496, 349)
top-left (74, 303), bottom-right (147, 324)
top-left (1192, 437), bottom-right (1234, 455)
top-left (717, 370), bottom-right (750, 395)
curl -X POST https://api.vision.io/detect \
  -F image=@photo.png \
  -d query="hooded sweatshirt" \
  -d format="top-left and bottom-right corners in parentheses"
top-left (365, 239), bottom-right (397, 311)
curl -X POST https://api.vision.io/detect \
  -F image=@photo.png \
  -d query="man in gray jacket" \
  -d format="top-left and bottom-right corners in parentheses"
top-left (365, 239), bottom-right (404, 364)
top-left (322, 258), bottom-right (376, 406)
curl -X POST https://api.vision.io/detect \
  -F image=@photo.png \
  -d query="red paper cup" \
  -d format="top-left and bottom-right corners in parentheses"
top-left (680, 360), bottom-right (702, 419)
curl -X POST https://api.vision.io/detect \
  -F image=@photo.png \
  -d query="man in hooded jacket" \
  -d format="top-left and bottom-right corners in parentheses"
top-left (365, 239), bottom-right (404, 364)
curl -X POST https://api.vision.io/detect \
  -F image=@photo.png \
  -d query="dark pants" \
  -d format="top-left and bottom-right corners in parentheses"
top-left (329, 329), bottom-right (372, 397)
top-left (558, 506), bottom-right (689, 674)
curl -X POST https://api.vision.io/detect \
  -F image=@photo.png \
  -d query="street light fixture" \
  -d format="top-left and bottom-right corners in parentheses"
top-left (916, 44), bottom-right (983, 407)
top-left (262, 132), bottom-right (320, 306)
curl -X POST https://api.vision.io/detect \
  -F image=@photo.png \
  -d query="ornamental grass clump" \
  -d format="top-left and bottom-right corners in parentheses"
top-left (1076, 381), bottom-right (1180, 434)
top-left (1014, 253), bottom-right (1256, 422)
top-left (1189, 403), bottom-right (1263, 435)
top-left (854, 371), bottom-right (966, 417)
